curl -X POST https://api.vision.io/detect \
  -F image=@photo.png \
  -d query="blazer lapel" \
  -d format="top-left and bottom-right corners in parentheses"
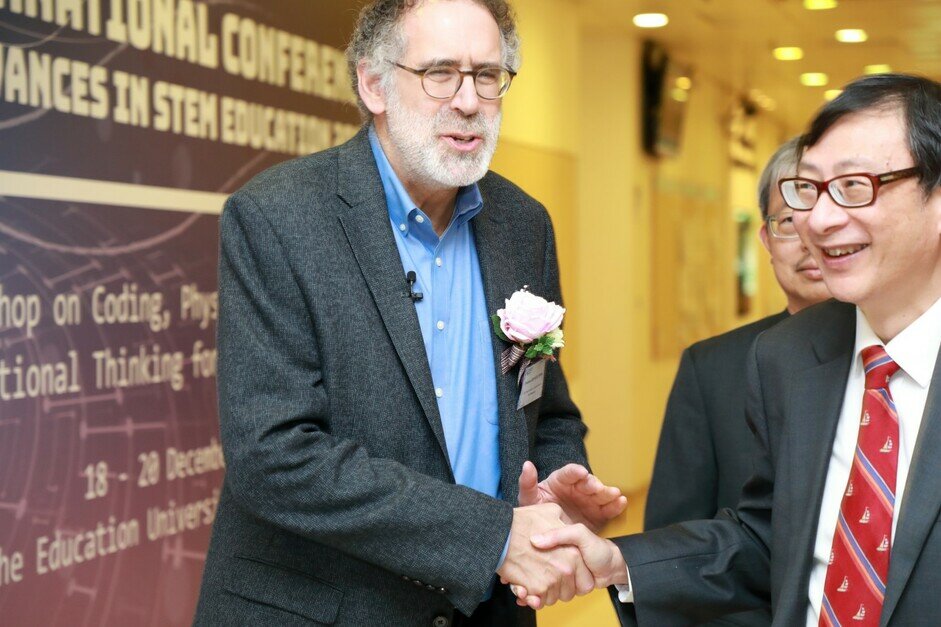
top-left (777, 307), bottom-right (855, 619)
top-left (881, 344), bottom-right (941, 625)
top-left (474, 182), bottom-right (531, 501)
top-left (335, 130), bottom-right (451, 466)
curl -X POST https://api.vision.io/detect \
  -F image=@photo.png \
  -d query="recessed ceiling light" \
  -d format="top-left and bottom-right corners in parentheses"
top-left (633, 13), bottom-right (669, 28)
top-left (865, 64), bottom-right (892, 74)
top-left (800, 72), bottom-right (829, 87)
top-left (675, 76), bottom-right (692, 90)
top-left (836, 29), bottom-right (868, 43)
top-left (824, 89), bottom-right (843, 101)
top-left (804, 0), bottom-right (837, 9)
top-left (773, 47), bottom-right (804, 61)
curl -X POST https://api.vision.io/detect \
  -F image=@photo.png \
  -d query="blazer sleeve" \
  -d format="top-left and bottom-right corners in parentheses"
top-left (531, 210), bottom-right (589, 476)
top-left (608, 338), bottom-right (773, 625)
top-left (216, 192), bottom-right (512, 616)
top-left (644, 347), bottom-right (719, 530)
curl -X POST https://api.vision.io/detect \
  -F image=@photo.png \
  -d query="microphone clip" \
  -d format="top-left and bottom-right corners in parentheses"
top-left (406, 271), bottom-right (424, 302)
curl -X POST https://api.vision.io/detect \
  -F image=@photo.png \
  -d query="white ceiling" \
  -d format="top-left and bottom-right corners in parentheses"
top-left (578, 0), bottom-right (941, 132)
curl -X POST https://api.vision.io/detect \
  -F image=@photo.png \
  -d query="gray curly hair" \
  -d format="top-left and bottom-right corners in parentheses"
top-left (346, 0), bottom-right (522, 121)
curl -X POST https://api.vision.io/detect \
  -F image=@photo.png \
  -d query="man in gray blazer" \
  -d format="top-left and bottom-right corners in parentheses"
top-left (520, 73), bottom-right (941, 626)
top-left (643, 137), bottom-right (831, 626)
top-left (194, 1), bottom-right (624, 626)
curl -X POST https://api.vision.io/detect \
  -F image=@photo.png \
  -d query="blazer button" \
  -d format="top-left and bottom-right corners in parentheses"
top-left (432, 616), bottom-right (450, 627)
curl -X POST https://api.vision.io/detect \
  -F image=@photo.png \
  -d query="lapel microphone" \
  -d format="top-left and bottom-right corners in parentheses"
top-left (406, 271), bottom-right (423, 302)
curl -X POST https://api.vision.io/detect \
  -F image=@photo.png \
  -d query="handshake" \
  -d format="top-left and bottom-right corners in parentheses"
top-left (497, 461), bottom-right (629, 609)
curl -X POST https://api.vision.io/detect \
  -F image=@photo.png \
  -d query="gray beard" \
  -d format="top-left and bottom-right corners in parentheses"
top-left (384, 88), bottom-right (501, 190)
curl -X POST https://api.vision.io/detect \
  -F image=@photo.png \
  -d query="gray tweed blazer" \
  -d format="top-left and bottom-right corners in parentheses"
top-left (193, 128), bottom-right (588, 627)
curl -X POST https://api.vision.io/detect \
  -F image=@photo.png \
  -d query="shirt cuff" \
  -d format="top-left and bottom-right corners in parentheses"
top-left (496, 534), bottom-right (510, 571)
top-left (615, 564), bottom-right (634, 603)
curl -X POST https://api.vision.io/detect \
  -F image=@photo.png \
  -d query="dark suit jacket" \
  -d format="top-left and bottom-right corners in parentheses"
top-left (613, 299), bottom-right (941, 626)
top-left (643, 312), bottom-right (787, 626)
top-left (194, 129), bottom-right (588, 626)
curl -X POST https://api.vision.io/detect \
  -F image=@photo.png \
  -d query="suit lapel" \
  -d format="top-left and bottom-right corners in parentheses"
top-left (474, 181), bottom-right (531, 501)
top-left (881, 344), bottom-right (941, 625)
top-left (335, 130), bottom-right (451, 466)
top-left (777, 304), bottom-right (855, 620)
top-left (780, 352), bottom-right (852, 612)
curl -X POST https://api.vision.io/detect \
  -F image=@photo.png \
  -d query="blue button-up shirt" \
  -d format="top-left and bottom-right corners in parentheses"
top-left (368, 127), bottom-right (502, 500)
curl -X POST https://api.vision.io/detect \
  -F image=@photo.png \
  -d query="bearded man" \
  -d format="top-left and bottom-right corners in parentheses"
top-left (193, 1), bottom-right (624, 626)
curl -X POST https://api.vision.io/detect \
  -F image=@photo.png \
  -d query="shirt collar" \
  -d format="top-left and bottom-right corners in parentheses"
top-left (854, 295), bottom-right (941, 388)
top-left (367, 125), bottom-right (483, 239)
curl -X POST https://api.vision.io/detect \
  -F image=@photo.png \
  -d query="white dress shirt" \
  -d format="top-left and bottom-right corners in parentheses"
top-left (805, 297), bottom-right (941, 625)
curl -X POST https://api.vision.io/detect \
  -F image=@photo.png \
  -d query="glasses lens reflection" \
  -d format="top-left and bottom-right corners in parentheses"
top-left (769, 211), bottom-right (799, 239)
top-left (829, 175), bottom-right (874, 207)
top-left (419, 66), bottom-right (512, 100)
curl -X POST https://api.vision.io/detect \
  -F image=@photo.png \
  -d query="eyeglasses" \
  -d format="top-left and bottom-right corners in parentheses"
top-left (778, 167), bottom-right (919, 211)
top-left (765, 210), bottom-right (799, 239)
top-left (390, 61), bottom-right (516, 100)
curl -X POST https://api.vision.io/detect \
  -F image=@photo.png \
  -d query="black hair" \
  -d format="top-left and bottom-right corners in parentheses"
top-left (800, 73), bottom-right (941, 194)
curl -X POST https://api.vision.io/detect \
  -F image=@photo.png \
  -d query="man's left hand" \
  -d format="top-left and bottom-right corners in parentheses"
top-left (517, 461), bottom-right (627, 533)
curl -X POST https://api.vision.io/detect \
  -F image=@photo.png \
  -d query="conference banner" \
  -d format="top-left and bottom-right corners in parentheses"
top-left (0, 2), bottom-right (360, 624)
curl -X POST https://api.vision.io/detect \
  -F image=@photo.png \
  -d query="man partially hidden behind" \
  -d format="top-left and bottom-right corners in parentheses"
top-left (193, 1), bottom-right (625, 626)
top-left (519, 73), bottom-right (941, 626)
top-left (643, 137), bottom-right (831, 626)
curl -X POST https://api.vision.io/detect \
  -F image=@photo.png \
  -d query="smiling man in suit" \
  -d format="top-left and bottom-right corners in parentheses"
top-left (520, 73), bottom-right (941, 626)
top-left (193, 1), bottom-right (626, 626)
top-left (642, 137), bottom-right (831, 627)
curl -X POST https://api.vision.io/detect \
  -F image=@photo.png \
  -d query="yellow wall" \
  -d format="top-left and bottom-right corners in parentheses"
top-left (500, 0), bottom-right (580, 155)
top-left (491, 0), bottom-right (582, 382)
top-left (491, 1), bottom-right (794, 624)
top-left (496, 0), bottom-right (793, 494)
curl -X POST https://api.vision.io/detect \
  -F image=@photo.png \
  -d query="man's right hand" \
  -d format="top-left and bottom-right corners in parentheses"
top-left (532, 523), bottom-right (628, 588)
top-left (496, 504), bottom-right (595, 609)
top-left (507, 522), bottom-right (630, 609)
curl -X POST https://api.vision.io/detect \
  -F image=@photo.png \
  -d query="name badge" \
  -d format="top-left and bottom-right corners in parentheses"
top-left (516, 359), bottom-right (546, 409)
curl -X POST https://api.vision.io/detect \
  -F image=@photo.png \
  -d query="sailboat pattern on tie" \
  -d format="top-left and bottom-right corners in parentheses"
top-left (854, 605), bottom-right (866, 621)
top-left (819, 346), bottom-right (900, 627)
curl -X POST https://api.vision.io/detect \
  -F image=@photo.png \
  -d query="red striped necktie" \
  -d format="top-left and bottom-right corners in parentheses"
top-left (819, 345), bottom-right (900, 627)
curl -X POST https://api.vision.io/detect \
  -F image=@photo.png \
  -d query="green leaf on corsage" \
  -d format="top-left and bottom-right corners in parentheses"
top-left (491, 314), bottom-right (510, 342)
